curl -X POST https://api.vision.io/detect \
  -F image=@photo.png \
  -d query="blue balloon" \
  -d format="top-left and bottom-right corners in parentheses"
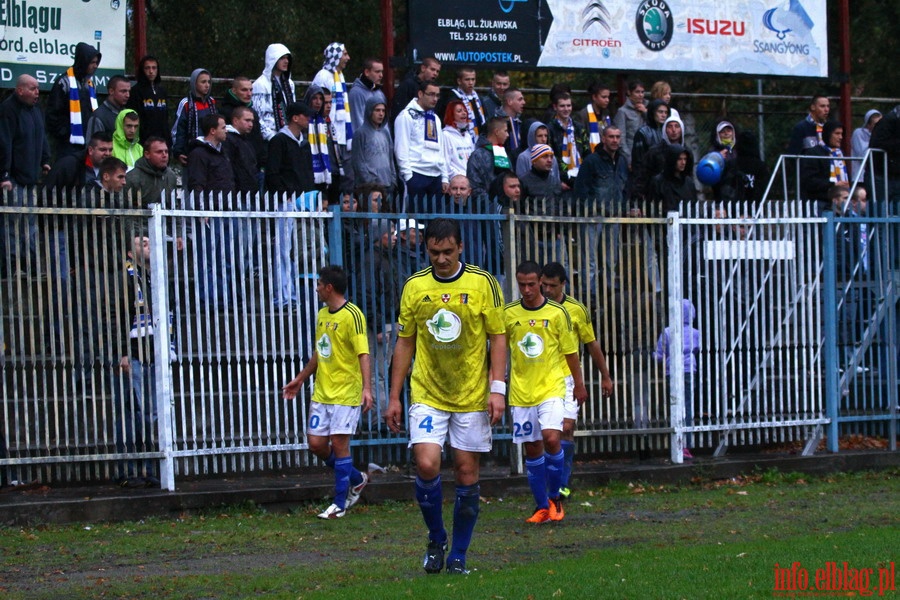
top-left (696, 152), bottom-right (725, 186)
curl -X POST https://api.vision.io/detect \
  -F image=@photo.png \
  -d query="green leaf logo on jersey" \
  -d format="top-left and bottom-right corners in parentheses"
top-left (517, 332), bottom-right (544, 358)
top-left (317, 333), bottom-right (333, 358)
top-left (426, 308), bottom-right (462, 343)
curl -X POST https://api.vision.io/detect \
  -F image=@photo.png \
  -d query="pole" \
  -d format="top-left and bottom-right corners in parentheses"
top-left (133, 0), bottom-right (147, 75)
top-left (381, 0), bottom-right (395, 104)
top-left (839, 0), bottom-right (851, 155)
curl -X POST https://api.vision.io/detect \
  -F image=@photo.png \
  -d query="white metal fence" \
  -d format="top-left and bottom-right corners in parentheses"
top-left (1, 180), bottom-right (897, 490)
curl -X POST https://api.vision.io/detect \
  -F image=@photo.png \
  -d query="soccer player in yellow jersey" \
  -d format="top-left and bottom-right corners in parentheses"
top-left (386, 218), bottom-right (506, 575)
top-left (283, 266), bottom-right (373, 519)
top-left (540, 262), bottom-right (614, 498)
top-left (506, 261), bottom-right (587, 523)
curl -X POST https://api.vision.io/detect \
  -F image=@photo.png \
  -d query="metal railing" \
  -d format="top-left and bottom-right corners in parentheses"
top-left (1, 171), bottom-right (897, 490)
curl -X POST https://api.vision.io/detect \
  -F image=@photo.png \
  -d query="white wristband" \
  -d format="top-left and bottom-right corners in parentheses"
top-left (490, 380), bottom-right (507, 396)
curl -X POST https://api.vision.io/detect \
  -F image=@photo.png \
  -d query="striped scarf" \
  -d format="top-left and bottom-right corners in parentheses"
top-left (586, 104), bottom-right (609, 153)
top-left (452, 88), bottom-right (485, 139)
top-left (67, 67), bottom-right (98, 145)
top-left (308, 116), bottom-right (332, 185)
top-left (330, 70), bottom-right (353, 150)
top-left (830, 148), bottom-right (848, 184)
top-left (557, 118), bottom-right (581, 175)
top-left (187, 96), bottom-right (217, 142)
top-left (272, 74), bottom-right (294, 131)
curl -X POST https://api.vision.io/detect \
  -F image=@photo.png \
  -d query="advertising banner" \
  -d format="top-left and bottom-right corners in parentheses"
top-left (409, 0), bottom-right (828, 78)
top-left (0, 0), bottom-right (127, 91)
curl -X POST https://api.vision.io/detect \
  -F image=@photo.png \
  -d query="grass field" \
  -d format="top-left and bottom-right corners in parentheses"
top-left (1, 468), bottom-right (897, 599)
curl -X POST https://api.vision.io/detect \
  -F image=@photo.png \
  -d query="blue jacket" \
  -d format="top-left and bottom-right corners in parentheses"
top-left (573, 147), bottom-right (628, 209)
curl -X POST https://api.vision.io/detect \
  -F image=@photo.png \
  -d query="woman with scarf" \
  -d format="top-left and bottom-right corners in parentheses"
top-left (441, 100), bottom-right (475, 179)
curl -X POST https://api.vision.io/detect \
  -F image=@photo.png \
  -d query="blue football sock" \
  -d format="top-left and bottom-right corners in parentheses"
top-left (349, 467), bottom-right (363, 487)
top-left (449, 483), bottom-right (480, 564)
top-left (526, 455), bottom-right (548, 509)
top-left (333, 456), bottom-right (353, 509)
top-left (415, 475), bottom-right (446, 544)
top-left (546, 449), bottom-right (565, 500)
top-left (560, 440), bottom-right (575, 489)
top-left (325, 451), bottom-right (336, 469)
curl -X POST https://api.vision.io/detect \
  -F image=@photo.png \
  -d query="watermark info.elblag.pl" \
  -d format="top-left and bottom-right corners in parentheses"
top-left (774, 561), bottom-right (896, 597)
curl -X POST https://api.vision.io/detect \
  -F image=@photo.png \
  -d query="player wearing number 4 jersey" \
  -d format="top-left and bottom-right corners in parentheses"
top-left (386, 218), bottom-right (506, 575)
top-left (540, 262), bottom-right (614, 498)
top-left (283, 266), bottom-right (373, 520)
top-left (505, 261), bottom-right (587, 523)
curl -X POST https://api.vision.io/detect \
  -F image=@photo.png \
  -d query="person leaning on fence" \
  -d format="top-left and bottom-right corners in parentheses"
top-left (800, 120), bottom-right (848, 215)
top-left (540, 262), bottom-right (614, 499)
top-left (0, 74), bottom-right (50, 278)
top-left (115, 231), bottom-right (168, 487)
top-left (266, 101), bottom-right (317, 309)
top-left (505, 261), bottom-right (587, 523)
top-left (394, 80), bottom-right (449, 212)
top-left (385, 217), bottom-right (507, 575)
top-left (125, 137), bottom-right (177, 206)
top-left (46, 42), bottom-right (101, 160)
top-left (282, 265), bottom-right (372, 519)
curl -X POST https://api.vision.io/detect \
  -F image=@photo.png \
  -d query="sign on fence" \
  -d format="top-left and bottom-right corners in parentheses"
top-left (0, 0), bottom-right (126, 91)
top-left (408, 0), bottom-right (828, 77)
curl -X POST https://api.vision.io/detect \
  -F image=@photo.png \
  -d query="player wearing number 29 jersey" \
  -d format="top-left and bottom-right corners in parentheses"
top-left (504, 298), bottom-right (577, 408)
top-left (397, 263), bottom-right (505, 412)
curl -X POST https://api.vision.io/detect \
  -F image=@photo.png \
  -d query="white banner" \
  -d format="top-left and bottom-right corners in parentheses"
top-left (537, 0), bottom-right (828, 77)
top-left (0, 0), bottom-right (127, 90)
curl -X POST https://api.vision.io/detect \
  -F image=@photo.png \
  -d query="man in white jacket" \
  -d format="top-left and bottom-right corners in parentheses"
top-left (394, 81), bottom-right (449, 213)
top-left (252, 43), bottom-right (296, 141)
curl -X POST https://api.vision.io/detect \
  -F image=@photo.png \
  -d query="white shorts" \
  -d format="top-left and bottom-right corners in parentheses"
top-left (511, 398), bottom-right (564, 443)
top-left (562, 375), bottom-right (580, 420)
top-left (408, 403), bottom-right (492, 452)
top-left (307, 402), bottom-right (361, 436)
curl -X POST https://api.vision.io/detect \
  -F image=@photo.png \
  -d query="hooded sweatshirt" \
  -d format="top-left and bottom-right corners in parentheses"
top-left (127, 55), bottom-right (170, 145)
top-left (350, 97), bottom-right (396, 191)
top-left (649, 143), bottom-right (696, 212)
top-left (640, 113), bottom-right (686, 196)
top-left (654, 299), bottom-right (701, 375)
top-left (47, 42), bottom-right (102, 150)
top-left (516, 121), bottom-right (561, 180)
top-left (252, 43), bottom-right (296, 141)
top-left (348, 71), bottom-right (387, 136)
top-left (112, 109), bottom-right (142, 169)
top-left (171, 69), bottom-right (218, 158)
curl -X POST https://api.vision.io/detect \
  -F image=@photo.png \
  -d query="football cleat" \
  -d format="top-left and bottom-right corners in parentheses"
top-left (423, 540), bottom-right (447, 574)
top-left (446, 558), bottom-right (469, 575)
top-left (549, 497), bottom-right (565, 521)
top-left (345, 472), bottom-right (369, 509)
top-left (559, 486), bottom-right (572, 499)
top-left (316, 503), bottom-right (346, 519)
top-left (526, 507), bottom-right (552, 524)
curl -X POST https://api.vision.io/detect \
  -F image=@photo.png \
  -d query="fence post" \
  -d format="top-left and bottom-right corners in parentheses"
top-left (822, 211), bottom-right (839, 453)
top-left (328, 203), bottom-right (343, 267)
top-left (666, 211), bottom-right (685, 464)
top-left (149, 203), bottom-right (177, 490)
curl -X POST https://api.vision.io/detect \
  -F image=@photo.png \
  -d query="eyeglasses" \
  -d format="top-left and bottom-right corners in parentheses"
top-left (422, 92), bottom-right (440, 98)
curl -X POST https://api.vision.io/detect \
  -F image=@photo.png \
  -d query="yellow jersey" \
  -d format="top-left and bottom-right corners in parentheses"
top-left (505, 298), bottom-right (578, 407)
top-left (312, 301), bottom-right (369, 406)
top-left (397, 263), bottom-right (505, 412)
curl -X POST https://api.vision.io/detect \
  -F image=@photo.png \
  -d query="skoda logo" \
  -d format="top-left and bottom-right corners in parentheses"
top-left (636, 0), bottom-right (674, 52)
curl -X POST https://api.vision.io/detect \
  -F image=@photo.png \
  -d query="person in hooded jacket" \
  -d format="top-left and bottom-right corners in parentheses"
top-left (171, 68), bottom-right (218, 166)
top-left (351, 98), bottom-right (397, 196)
top-left (649, 144), bottom-right (696, 212)
top-left (126, 55), bottom-right (170, 146)
top-left (47, 42), bottom-right (101, 159)
top-left (516, 121), bottom-right (560, 181)
top-left (707, 120), bottom-right (743, 202)
top-left (734, 130), bottom-right (770, 202)
top-left (638, 112), bottom-right (685, 201)
top-left (252, 43), bottom-right (296, 142)
top-left (111, 109), bottom-right (142, 170)
top-left (630, 99), bottom-right (669, 200)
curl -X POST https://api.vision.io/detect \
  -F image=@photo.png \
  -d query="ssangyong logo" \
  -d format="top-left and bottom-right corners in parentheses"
top-left (636, 0), bottom-right (674, 52)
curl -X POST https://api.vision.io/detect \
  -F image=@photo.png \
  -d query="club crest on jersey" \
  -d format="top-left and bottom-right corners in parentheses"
top-left (529, 319), bottom-right (535, 327)
top-left (459, 293), bottom-right (468, 304)
top-left (441, 294), bottom-right (451, 303)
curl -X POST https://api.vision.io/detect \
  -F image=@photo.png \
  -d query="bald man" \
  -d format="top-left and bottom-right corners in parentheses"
top-left (0, 75), bottom-right (51, 273)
